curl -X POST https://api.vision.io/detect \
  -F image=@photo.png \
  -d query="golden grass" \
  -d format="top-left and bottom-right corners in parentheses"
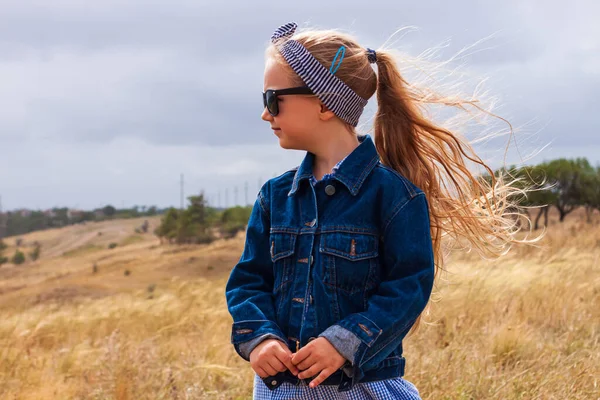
top-left (0, 209), bottom-right (598, 399)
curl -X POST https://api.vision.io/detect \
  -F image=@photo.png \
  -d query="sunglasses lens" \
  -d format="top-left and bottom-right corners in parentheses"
top-left (265, 91), bottom-right (278, 116)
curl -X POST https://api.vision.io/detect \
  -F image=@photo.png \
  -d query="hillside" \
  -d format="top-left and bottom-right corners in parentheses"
top-left (0, 209), bottom-right (598, 399)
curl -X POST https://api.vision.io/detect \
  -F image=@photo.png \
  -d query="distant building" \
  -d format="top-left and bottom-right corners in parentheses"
top-left (43, 209), bottom-right (57, 218)
top-left (67, 209), bottom-right (85, 220)
top-left (17, 209), bottom-right (32, 217)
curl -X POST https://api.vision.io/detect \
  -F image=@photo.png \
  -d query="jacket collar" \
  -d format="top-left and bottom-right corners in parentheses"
top-left (288, 134), bottom-right (380, 197)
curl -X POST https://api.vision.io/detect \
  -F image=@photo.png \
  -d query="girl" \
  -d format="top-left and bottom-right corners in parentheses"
top-left (225, 22), bottom-right (535, 399)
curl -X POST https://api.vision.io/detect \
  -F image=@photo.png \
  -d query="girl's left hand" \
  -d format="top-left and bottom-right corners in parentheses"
top-left (290, 337), bottom-right (347, 388)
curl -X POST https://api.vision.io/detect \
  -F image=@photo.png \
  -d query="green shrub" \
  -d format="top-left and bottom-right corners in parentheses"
top-left (11, 250), bottom-right (25, 265)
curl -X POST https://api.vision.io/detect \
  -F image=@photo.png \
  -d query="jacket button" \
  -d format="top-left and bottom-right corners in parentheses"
top-left (271, 380), bottom-right (277, 386)
top-left (325, 184), bottom-right (336, 195)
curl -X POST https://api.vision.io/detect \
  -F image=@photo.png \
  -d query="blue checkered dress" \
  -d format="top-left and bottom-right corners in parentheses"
top-left (251, 156), bottom-right (422, 399)
top-left (252, 373), bottom-right (421, 400)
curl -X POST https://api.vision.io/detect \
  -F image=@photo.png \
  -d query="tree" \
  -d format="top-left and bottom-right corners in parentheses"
top-left (102, 205), bottom-right (116, 218)
top-left (221, 206), bottom-right (252, 238)
top-left (578, 166), bottom-right (600, 222)
top-left (11, 250), bottom-right (25, 265)
top-left (514, 164), bottom-right (556, 230)
top-left (29, 242), bottom-right (41, 261)
top-left (155, 208), bottom-right (180, 244)
top-left (543, 158), bottom-right (596, 222)
top-left (176, 193), bottom-right (214, 244)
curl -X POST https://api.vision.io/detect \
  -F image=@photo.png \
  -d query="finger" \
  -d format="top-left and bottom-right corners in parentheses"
top-left (255, 367), bottom-right (268, 379)
top-left (308, 367), bottom-right (334, 388)
top-left (291, 348), bottom-right (311, 366)
top-left (267, 357), bottom-right (287, 373)
top-left (261, 361), bottom-right (278, 376)
top-left (276, 349), bottom-right (299, 375)
top-left (298, 361), bottom-right (322, 380)
top-left (296, 353), bottom-right (316, 371)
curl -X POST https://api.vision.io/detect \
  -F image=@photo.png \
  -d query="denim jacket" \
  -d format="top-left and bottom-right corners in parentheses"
top-left (225, 134), bottom-right (435, 392)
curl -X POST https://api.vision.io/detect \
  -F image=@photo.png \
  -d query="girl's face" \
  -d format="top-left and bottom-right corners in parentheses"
top-left (261, 58), bottom-right (323, 151)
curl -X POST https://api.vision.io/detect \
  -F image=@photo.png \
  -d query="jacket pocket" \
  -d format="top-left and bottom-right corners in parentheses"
top-left (269, 231), bottom-right (297, 294)
top-left (319, 231), bottom-right (379, 295)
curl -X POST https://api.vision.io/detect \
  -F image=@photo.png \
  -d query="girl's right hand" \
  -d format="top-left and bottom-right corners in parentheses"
top-left (249, 339), bottom-right (300, 378)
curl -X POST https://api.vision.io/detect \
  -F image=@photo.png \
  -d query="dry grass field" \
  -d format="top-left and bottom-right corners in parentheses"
top-left (0, 210), bottom-right (598, 399)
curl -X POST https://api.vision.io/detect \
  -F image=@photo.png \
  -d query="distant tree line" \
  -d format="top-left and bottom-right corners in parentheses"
top-left (485, 157), bottom-right (600, 229)
top-left (129, 157), bottom-right (600, 245)
top-left (1, 205), bottom-right (163, 237)
top-left (155, 193), bottom-right (251, 245)
top-left (1, 156), bottom-right (598, 247)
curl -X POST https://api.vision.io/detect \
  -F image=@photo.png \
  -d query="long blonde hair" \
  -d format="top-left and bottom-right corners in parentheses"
top-left (267, 26), bottom-right (543, 334)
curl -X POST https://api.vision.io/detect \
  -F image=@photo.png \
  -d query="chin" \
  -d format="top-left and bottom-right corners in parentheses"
top-left (278, 138), bottom-right (300, 150)
top-left (276, 136), bottom-right (291, 149)
top-left (275, 132), bottom-right (305, 151)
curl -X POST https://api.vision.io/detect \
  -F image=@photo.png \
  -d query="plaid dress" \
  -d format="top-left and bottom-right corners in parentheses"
top-left (252, 373), bottom-right (421, 400)
top-left (251, 156), bottom-right (422, 400)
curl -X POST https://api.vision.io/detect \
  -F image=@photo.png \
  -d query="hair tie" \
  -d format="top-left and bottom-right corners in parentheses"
top-left (366, 47), bottom-right (377, 64)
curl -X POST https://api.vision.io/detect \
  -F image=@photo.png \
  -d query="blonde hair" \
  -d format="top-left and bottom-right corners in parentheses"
top-left (266, 26), bottom-right (543, 334)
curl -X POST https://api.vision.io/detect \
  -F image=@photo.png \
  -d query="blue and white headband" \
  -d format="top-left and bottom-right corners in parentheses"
top-left (270, 22), bottom-right (374, 127)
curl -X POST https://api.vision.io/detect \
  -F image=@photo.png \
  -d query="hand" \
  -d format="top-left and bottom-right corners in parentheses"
top-left (291, 337), bottom-right (347, 388)
top-left (249, 339), bottom-right (300, 378)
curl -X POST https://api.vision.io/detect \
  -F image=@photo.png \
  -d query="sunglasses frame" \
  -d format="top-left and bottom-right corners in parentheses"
top-left (262, 86), bottom-right (314, 116)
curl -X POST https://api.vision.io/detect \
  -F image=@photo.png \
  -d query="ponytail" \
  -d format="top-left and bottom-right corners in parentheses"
top-left (373, 48), bottom-right (540, 276)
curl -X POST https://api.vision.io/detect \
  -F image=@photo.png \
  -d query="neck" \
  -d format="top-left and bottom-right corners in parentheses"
top-left (312, 132), bottom-right (360, 181)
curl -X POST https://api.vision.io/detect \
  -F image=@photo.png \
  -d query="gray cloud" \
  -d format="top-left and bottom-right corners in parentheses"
top-left (0, 0), bottom-right (598, 209)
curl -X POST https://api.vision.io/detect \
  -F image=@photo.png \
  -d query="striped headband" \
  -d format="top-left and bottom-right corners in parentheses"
top-left (270, 22), bottom-right (369, 127)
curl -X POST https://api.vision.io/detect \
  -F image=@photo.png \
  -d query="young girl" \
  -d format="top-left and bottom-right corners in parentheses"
top-left (225, 21), bottom-right (533, 399)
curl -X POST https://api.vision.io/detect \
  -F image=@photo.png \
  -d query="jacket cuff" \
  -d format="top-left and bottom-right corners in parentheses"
top-left (320, 316), bottom-right (382, 388)
top-left (335, 314), bottom-right (383, 348)
top-left (318, 324), bottom-right (362, 377)
top-left (231, 320), bottom-right (287, 361)
top-left (237, 333), bottom-right (287, 361)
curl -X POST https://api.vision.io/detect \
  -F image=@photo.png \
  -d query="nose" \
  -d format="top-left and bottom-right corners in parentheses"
top-left (261, 106), bottom-right (273, 122)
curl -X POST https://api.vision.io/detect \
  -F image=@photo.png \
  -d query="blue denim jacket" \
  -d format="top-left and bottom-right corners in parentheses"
top-left (225, 134), bottom-right (435, 392)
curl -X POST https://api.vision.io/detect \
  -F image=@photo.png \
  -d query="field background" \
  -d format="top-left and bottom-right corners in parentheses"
top-left (0, 209), bottom-right (598, 399)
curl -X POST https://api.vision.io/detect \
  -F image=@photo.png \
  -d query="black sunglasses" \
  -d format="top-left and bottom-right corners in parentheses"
top-left (262, 86), bottom-right (313, 116)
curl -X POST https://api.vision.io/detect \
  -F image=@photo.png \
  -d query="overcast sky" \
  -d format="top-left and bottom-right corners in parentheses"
top-left (0, 0), bottom-right (598, 211)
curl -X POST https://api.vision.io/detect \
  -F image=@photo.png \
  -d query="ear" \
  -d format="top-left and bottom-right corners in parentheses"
top-left (318, 102), bottom-right (336, 121)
